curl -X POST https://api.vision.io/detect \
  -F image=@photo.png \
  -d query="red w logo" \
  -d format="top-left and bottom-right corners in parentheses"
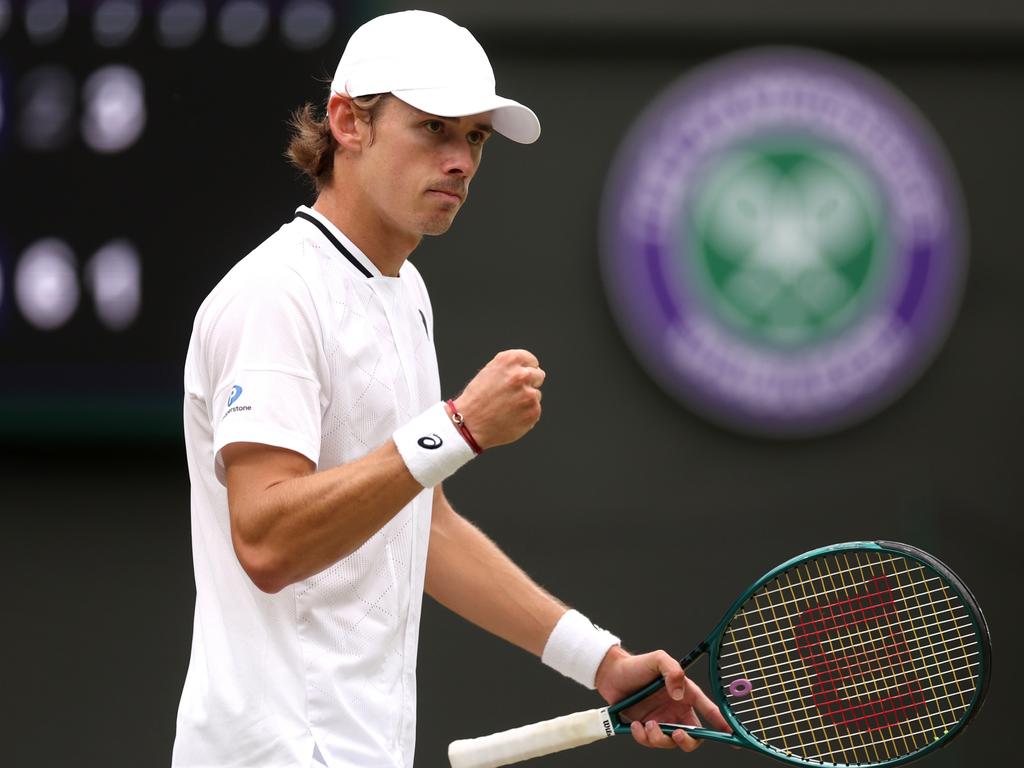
top-left (794, 575), bottom-right (925, 731)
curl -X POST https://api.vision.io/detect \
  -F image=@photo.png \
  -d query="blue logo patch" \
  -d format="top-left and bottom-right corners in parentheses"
top-left (227, 385), bottom-right (243, 407)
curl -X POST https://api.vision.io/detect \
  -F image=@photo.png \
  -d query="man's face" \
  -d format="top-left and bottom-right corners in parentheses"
top-left (354, 98), bottom-right (493, 238)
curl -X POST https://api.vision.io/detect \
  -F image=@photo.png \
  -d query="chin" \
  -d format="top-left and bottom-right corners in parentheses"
top-left (419, 215), bottom-right (457, 236)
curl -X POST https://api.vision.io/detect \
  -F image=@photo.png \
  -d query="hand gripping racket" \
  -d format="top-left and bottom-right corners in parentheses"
top-left (448, 541), bottom-right (990, 768)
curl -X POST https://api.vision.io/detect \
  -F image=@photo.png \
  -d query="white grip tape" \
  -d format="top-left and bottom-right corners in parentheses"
top-left (448, 707), bottom-right (614, 768)
top-left (393, 401), bottom-right (475, 488)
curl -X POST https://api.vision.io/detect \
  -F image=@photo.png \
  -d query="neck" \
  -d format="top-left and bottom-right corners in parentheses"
top-left (312, 185), bottom-right (420, 278)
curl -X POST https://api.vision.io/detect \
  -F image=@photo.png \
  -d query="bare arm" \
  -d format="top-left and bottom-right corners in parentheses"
top-left (426, 487), bottom-right (730, 755)
top-left (425, 486), bottom-right (566, 655)
top-left (223, 349), bottom-right (545, 594)
top-left (223, 440), bottom-right (421, 593)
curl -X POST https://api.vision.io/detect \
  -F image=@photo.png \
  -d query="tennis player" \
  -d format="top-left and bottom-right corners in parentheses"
top-left (172, 10), bottom-right (728, 767)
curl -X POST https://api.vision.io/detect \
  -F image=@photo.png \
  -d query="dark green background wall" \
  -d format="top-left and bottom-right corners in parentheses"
top-left (4, 1), bottom-right (1020, 765)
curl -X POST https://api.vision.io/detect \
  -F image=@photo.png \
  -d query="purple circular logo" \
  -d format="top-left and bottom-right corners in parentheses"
top-left (601, 48), bottom-right (966, 437)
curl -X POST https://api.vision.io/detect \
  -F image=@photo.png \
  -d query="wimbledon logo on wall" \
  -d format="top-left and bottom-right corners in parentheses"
top-left (601, 48), bottom-right (967, 437)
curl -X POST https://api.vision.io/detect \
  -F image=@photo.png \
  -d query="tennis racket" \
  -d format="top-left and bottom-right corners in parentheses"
top-left (448, 541), bottom-right (990, 768)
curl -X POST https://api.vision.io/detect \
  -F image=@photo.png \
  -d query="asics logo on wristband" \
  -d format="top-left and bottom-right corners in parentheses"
top-left (393, 402), bottom-right (475, 488)
top-left (417, 434), bottom-right (443, 449)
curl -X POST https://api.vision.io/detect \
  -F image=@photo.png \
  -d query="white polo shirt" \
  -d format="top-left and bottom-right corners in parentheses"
top-left (174, 206), bottom-right (441, 768)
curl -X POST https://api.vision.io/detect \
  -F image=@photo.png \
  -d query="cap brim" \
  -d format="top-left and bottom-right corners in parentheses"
top-left (392, 87), bottom-right (541, 144)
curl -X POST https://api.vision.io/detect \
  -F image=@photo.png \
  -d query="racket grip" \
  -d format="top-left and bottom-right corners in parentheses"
top-left (448, 707), bottom-right (614, 768)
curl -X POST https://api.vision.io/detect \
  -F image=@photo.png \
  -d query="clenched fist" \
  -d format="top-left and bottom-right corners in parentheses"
top-left (451, 350), bottom-right (545, 449)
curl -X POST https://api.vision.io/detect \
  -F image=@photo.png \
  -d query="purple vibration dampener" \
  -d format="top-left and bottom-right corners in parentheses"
top-left (728, 678), bottom-right (753, 698)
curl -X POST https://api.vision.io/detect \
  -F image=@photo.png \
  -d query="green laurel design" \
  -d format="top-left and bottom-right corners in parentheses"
top-left (687, 141), bottom-right (887, 346)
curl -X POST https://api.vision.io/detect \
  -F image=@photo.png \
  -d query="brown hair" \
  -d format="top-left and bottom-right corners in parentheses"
top-left (285, 93), bottom-right (390, 192)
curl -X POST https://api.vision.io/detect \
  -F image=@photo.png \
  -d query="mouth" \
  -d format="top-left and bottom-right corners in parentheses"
top-left (427, 188), bottom-right (464, 204)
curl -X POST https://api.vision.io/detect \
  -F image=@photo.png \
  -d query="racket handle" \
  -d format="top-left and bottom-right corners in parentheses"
top-left (448, 707), bottom-right (614, 768)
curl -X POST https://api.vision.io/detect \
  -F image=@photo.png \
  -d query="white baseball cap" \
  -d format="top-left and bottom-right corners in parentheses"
top-left (330, 10), bottom-right (541, 144)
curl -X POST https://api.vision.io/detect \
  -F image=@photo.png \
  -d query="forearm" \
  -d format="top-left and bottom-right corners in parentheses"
top-left (224, 349), bottom-right (546, 594)
top-left (425, 489), bottom-right (566, 656)
top-left (226, 440), bottom-right (422, 592)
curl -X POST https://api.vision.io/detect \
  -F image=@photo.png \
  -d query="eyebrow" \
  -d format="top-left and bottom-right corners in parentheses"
top-left (432, 116), bottom-right (493, 134)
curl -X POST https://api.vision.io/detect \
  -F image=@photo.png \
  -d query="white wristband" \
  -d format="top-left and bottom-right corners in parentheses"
top-left (542, 609), bottom-right (621, 690)
top-left (393, 401), bottom-right (476, 488)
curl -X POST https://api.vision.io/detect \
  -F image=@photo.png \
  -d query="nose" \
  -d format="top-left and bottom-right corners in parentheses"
top-left (441, 141), bottom-right (477, 178)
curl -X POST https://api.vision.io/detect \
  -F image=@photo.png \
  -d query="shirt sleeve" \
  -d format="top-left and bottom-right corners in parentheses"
top-left (202, 265), bottom-right (326, 485)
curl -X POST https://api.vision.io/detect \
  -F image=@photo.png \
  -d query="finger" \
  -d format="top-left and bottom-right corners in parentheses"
top-left (652, 651), bottom-right (687, 701)
top-left (687, 680), bottom-right (732, 733)
top-left (642, 720), bottom-right (677, 750)
top-left (518, 365), bottom-right (544, 388)
top-left (509, 349), bottom-right (539, 368)
top-left (629, 720), bottom-right (673, 750)
top-left (670, 727), bottom-right (701, 753)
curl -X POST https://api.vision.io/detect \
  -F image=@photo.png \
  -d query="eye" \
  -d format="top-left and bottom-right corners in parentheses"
top-left (424, 120), bottom-right (444, 134)
top-left (467, 131), bottom-right (486, 146)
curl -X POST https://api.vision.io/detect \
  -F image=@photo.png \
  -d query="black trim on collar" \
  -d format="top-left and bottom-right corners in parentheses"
top-left (294, 211), bottom-right (373, 278)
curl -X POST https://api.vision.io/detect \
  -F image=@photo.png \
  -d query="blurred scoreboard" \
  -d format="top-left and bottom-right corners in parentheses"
top-left (0, 0), bottom-right (360, 439)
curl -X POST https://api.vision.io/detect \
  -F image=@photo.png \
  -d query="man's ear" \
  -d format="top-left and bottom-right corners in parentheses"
top-left (327, 93), bottom-right (364, 153)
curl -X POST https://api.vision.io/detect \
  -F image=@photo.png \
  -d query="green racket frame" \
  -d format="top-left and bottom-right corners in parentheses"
top-left (605, 541), bottom-right (991, 767)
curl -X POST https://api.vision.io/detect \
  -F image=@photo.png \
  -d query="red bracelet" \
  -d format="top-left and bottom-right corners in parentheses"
top-left (446, 399), bottom-right (484, 455)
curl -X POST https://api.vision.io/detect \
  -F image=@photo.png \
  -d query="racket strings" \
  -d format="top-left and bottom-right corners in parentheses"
top-left (720, 606), bottom-right (974, 671)
top-left (733, 659), bottom-right (978, 737)
top-left (752, 702), bottom-right (975, 756)
top-left (737, 552), bottom-right (974, 765)
top-left (719, 578), bottom-right (950, 645)
top-left (716, 550), bottom-right (983, 766)
top-left (726, 643), bottom-right (980, 702)
top-left (804, 554), bottom-right (972, 757)
top-left (720, 612), bottom-right (978, 675)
